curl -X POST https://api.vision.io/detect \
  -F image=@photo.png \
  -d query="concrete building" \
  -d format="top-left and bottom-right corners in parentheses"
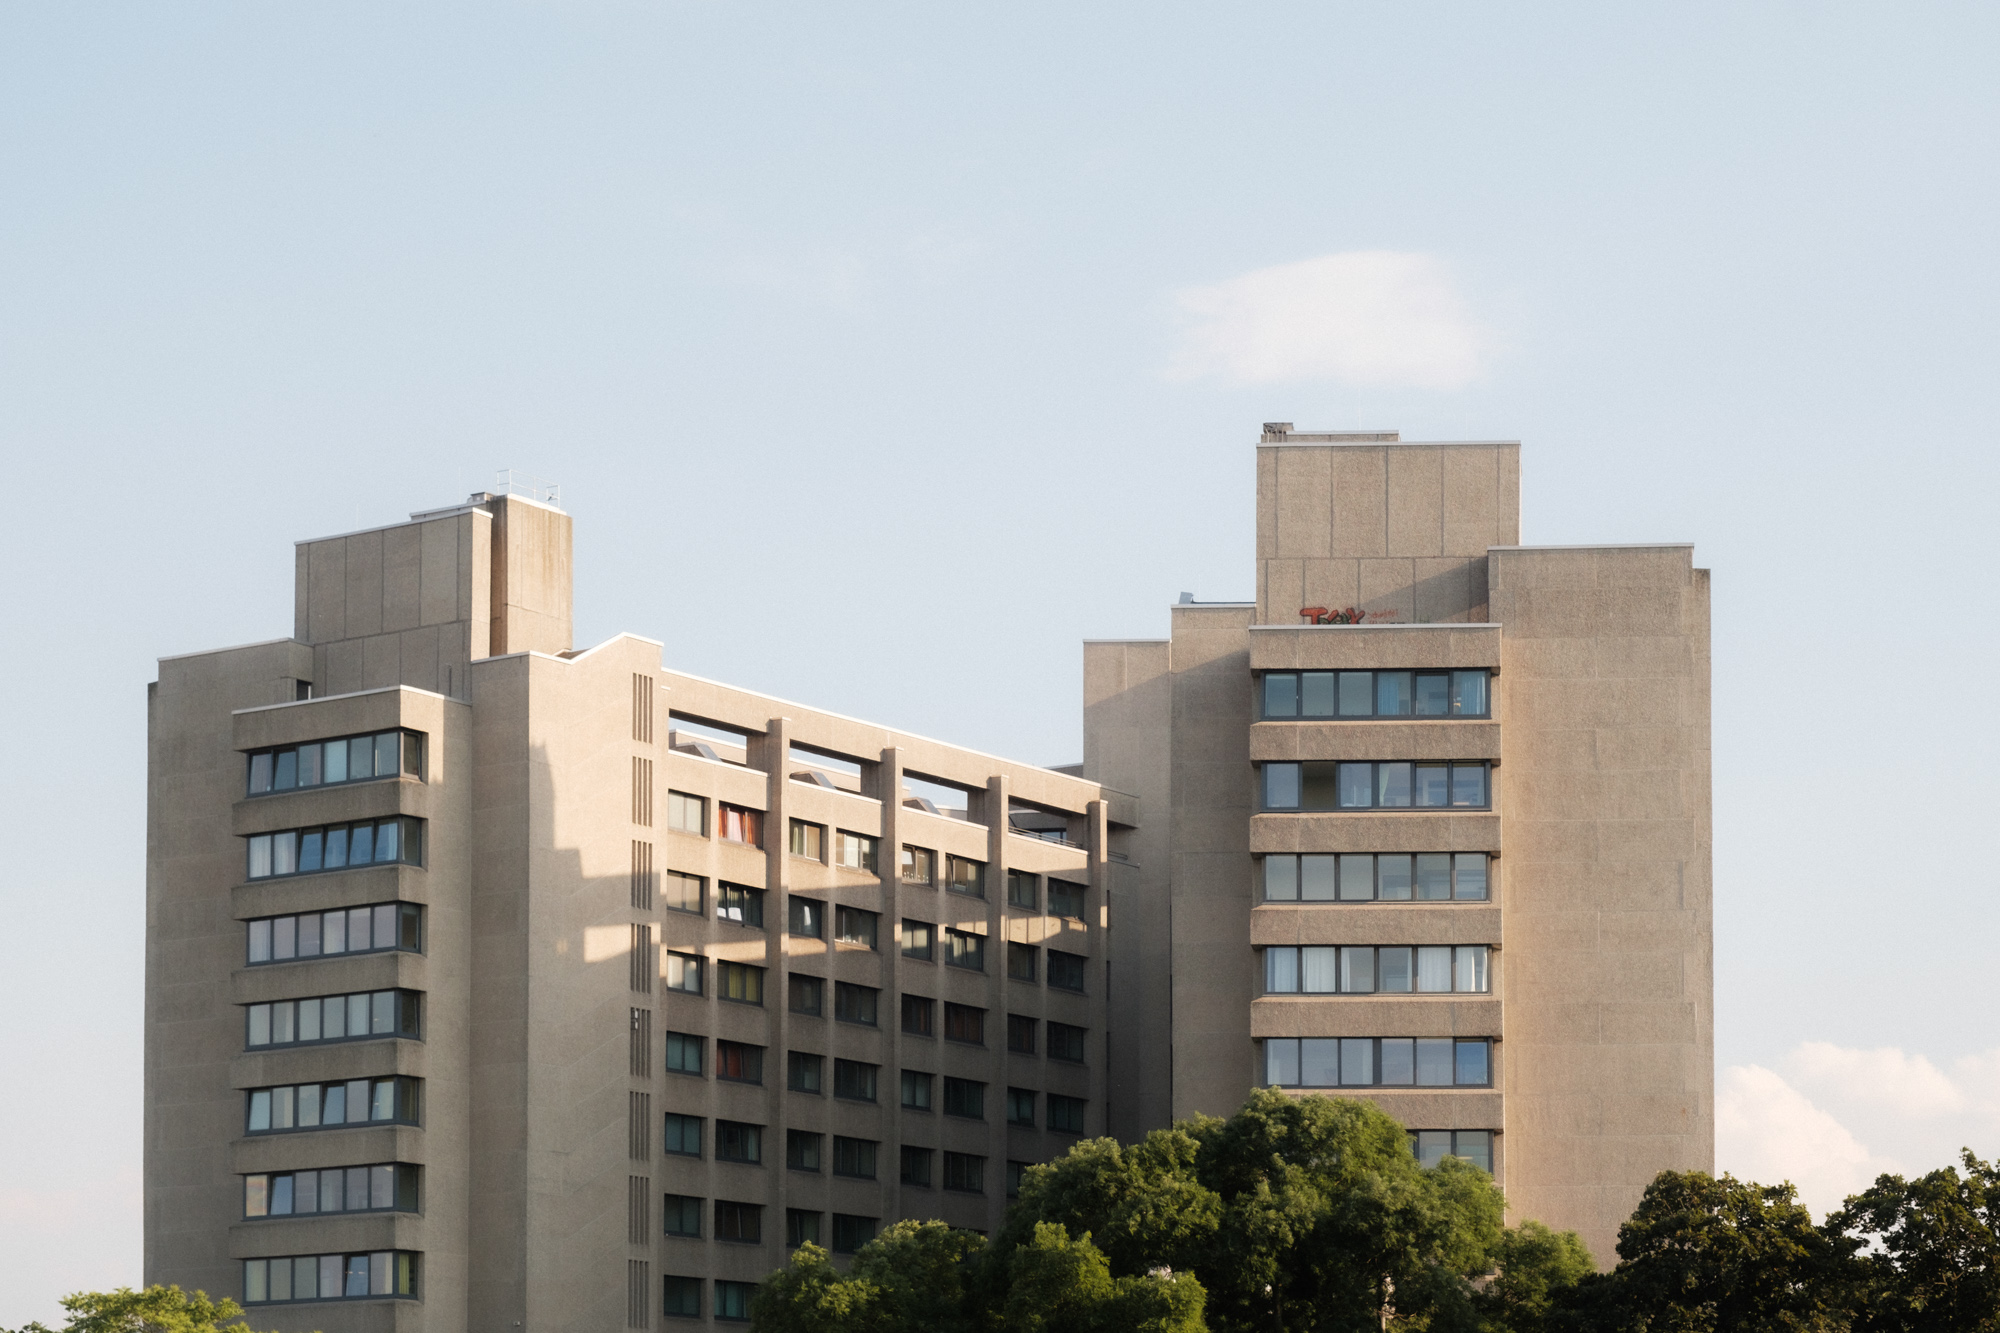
top-left (146, 490), bottom-right (1134, 1330)
top-left (1083, 426), bottom-right (1713, 1264)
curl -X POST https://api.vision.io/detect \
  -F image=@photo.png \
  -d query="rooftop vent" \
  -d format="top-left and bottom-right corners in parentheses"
top-left (1261, 426), bottom-right (1401, 443)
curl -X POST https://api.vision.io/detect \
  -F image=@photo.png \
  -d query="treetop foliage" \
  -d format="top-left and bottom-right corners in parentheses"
top-left (0, 1286), bottom-right (264, 1333)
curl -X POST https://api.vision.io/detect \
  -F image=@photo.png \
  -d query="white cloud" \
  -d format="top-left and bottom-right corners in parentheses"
top-left (1784, 1042), bottom-right (1967, 1118)
top-left (1165, 250), bottom-right (1491, 389)
top-left (1717, 1064), bottom-right (1900, 1218)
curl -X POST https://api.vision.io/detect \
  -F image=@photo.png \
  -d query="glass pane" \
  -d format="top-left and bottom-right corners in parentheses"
top-left (298, 832), bottom-right (323, 874)
top-left (297, 1084), bottom-right (319, 1127)
top-left (1414, 764), bottom-right (1449, 807)
top-left (1379, 1038), bottom-right (1414, 1085)
top-left (350, 823), bottom-right (374, 864)
top-left (375, 820), bottom-right (398, 862)
top-left (322, 1084), bottom-right (345, 1124)
top-left (319, 1255), bottom-right (341, 1299)
top-left (1456, 947), bottom-right (1489, 993)
top-left (1338, 854), bottom-right (1374, 901)
top-left (244, 1260), bottom-right (267, 1304)
top-left (1416, 854), bottom-right (1451, 900)
top-left (372, 1079), bottom-right (396, 1119)
top-left (1300, 672), bottom-right (1337, 717)
top-left (292, 1170), bottom-right (315, 1211)
top-left (270, 1259), bottom-right (292, 1302)
top-left (350, 907), bottom-right (372, 951)
top-left (271, 831), bottom-right (296, 876)
top-left (1337, 763), bottom-right (1373, 808)
top-left (1416, 1130), bottom-right (1452, 1168)
top-left (1375, 672), bottom-right (1412, 715)
top-left (1456, 1040), bottom-right (1491, 1086)
top-left (1338, 946), bottom-right (1374, 993)
top-left (247, 1005), bottom-right (270, 1046)
top-left (274, 750), bottom-right (297, 790)
top-left (1263, 763), bottom-right (1300, 810)
top-left (298, 744), bottom-right (321, 787)
top-left (1263, 673), bottom-right (1298, 718)
top-left (1374, 763), bottom-right (1410, 807)
top-left (1452, 764), bottom-right (1488, 807)
top-left (1265, 1038), bottom-right (1299, 1087)
top-left (1335, 672), bottom-right (1371, 716)
top-left (1300, 1038), bottom-right (1340, 1088)
top-left (297, 998), bottom-right (320, 1042)
top-left (297, 912), bottom-right (320, 957)
top-left (1340, 1038), bottom-right (1374, 1086)
top-left (272, 1086), bottom-right (293, 1129)
top-left (249, 752), bottom-right (272, 794)
top-left (323, 994), bottom-right (346, 1039)
top-left (324, 826), bottom-right (347, 869)
top-left (1416, 1038), bottom-right (1454, 1086)
top-left (345, 1254), bottom-right (369, 1297)
top-left (1452, 671), bottom-right (1488, 716)
top-left (350, 735), bottom-right (375, 780)
top-left (273, 916), bottom-right (295, 959)
top-left (1454, 854), bottom-right (1489, 901)
top-left (368, 903), bottom-right (393, 946)
top-left (1301, 947), bottom-right (1338, 993)
top-left (348, 994), bottom-right (369, 1037)
top-left (248, 1090), bottom-right (270, 1131)
top-left (1414, 673), bottom-right (1450, 715)
top-left (1417, 947), bottom-right (1453, 991)
top-left (319, 1170), bottom-right (341, 1211)
top-left (400, 904), bottom-right (422, 949)
top-left (1263, 856), bottom-right (1298, 901)
top-left (1456, 1131), bottom-right (1494, 1173)
top-left (248, 919), bottom-right (271, 963)
top-left (261, 1173), bottom-right (284, 1210)
top-left (376, 732), bottom-right (400, 776)
top-left (374, 1164), bottom-right (397, 1208)
top-left (371, 1250), bottom-right (394, 1296)
top-left (372, 990), bottom-right (393, 1033)
top-left (1264, 948), bottom-right (1298, 994)
top-left (247, 834), bottom-right (272, 880)
top-left (403, 731), bottom-right (422, 776)
top-left (324, 739), bottom-right (348, 783)
top-left (1300, 855), bottom-right (1338, 901)
top-left (1377, 854), bottom-right (1412, 900)
top-left (1378, 947), bottom-right (1412, 992)
top-left (347, 1166), bottom-right (369, 1209)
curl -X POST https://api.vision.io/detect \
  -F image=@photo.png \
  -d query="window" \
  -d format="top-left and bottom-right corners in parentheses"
top-left (834, 982), bottom-right (879, 1026)
top-left (945, 929), bottom-right (985, 972)
top-left (663, 1194), bottom-right (702, 1238)
top-left (789, 820), bottom-right (824, 860)
top-left (1261, 1037), bottom-right (1495, 1088)
top-left (1047, 879), bottom-right (1086, 920)
top-left (714, 1200), bottom-right (762, 1243)
top-left (901, 846), bottom-right (935, 885)
top-left (715, 1281), bottom-right (753, 1322)
top-left (834, 906), bottom-right (879, 949)
top-left (900, 1146), bottom-right (933, 1187)
top-left (718, 963), bottom-right (765, 1006)
top-left (1261, 946), bottom-right (1489, 994)
top-left (1047, 951), bottom-right (1086, 993)
top-left (1260, 762), bottom-right (1491, 812)
top-left (244, 990), bottom-right (421, 1049)
top-left (788, 896), bottom-right (823, 938)
top-left (240, 1252), bottom-right (418, 1303)
top-left (786, 1210), bottom-right (822, 1248)
top-left (1006, 1088), bottom-right (1036, 1126)
top-left (942, 1077), bottom-right (985, 1120)
top-left (663, 1275), bottom-right (701, 1319)
top-left (1410, 1129), bottom-right (1495, 1173)
top-left (1047, 1022), bottom-right (1086, 1063)
top-left (1260, 852), bottom-right (1490, 903)
top-left (244, 818), bottom-right (424, 880)
top-left (243, 1163), bottom-right (418, 1218)
top-left (1048, 1095), bottom-right (1086, 1134)
top-left (1007, 870), bottom-right (1038, 910)
top-left (943, 1152), bottom-right (985, 1194)
top-left (245, 1077), bottom-right (419, 1134)
top-left (901, 994), bottom-right (935, 1037)
top-left (833, 1059), bottom-right (878, 1102)
top-left (666, 952), bottom-right (703, 995)
top-left (716, 884), bottom-right (764, 928)
top-left (946, 856), bottom-right (986, 898)
top-left (944, 1003), bottom-right (985, 1045)
top-left (832, 1136), bottom-right (878, 1179)
top-left (715, 1122), bottom-right (762, 1164)
top-left (246, 903), bottom-right (421, 964)
top-left (1006, 1161), bottom-right (1030, 1198)
top-left (663, 1113), bottom-right (702, 1157)
top-left (836, 832), bottom-right (877, 872)
top-left (716, 1041), bottom-right (763, 1084)
top-left (1007, 942), bottom-right (1038, 982)
top-left (246, 730), bottom-right (423, 796)
top-left (786, 1130), bottom-right (822, 1172)
top-left (788, 975), bottom-right (823, 1017)
top-left (900, 1070), bottom-right (933, 1111)
top-left (1260, 670), bottom-right (1491, 720)
top-left (831, 1215), bottom-right (876, 1255)
top-left (900, 920), bottom-right (934, 960)
top-left (665, 1032), bottom-right (704, 1076)
top-left (787, 1051), bottom-right (823, 1094)
top-left (1007, 1015), bottom-right (1036, 1054)
top-left (717, 804), bottom-right (762, 846)
top-left (662, 870), bottom-right (703, 915)
top-left (667, 792), bottom-right (706, 836)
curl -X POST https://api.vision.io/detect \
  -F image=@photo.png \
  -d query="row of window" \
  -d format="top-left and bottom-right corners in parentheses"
top-left (1262, 946), bottom-right (1490, 995)
top-left (246, 730), bottom-right (423, 796)
top-left (1261, 670), bottom-right (1490, 720)
top-left (658, 1097), bottom-right (1079, 1175)
top-left (245, 990), bottom-right (421, 1049)
top-left (667, 793), bottom-right (761, 844)
top-left (1262, 853), bottom-right (1489, 903)
top-left (246, 1077), bottom-right (418, 1134)
top-left (1411, 1130), bottom-right (1494, 1173)
top-left (1263, 761), bottom-right (1490, 811)
top-left (243, 1163), bottom-right (418, 1218)
top-left (1263, 1037), bottom-right (1493, 1088)
top-left (241, 1253), bottom-right (418, 1304)
top-left (246, 903), bottom-right (422, 964)
top-left (245, 818), bottom-right (424, 880)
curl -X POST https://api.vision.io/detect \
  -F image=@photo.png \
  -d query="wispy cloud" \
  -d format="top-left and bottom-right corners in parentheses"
top-left (1165, 250), bottom-right (1491, 389)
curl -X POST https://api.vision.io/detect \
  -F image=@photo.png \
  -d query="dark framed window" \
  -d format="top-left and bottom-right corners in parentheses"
top-left (243, 1163), bottom-right (418, 1218)
top-left (1261, 852), bottom-right (1490, 903)
top-left (717, 804), bottom-right (762, 846)
top-left (244, 817), bottom-right (424, 880)
top-left (787, 1052), bottom-right (823, 1094)
top-left (946, 856), bottom-right (986, 898)
top-left (942, 1077), bottom-right (985, 1120)
top-left (663, 1193), bottom-right (702, 1237)
top-left (246, 729), bottom-right (423, 796)
top-left (943, 1152), bottom-right (985, 1194)
top-left (900, 1070), bottom-right (933, 1111)
top-left (1261, 761), bottom-right (1490, 812)
top-left (788, 896), bottom-right (823, 938)
top-left (665, 952), bottom-right (703, 995)
top-left (787, 974), bottom-right (823, 1017)
top-left (835, 906), bottom-right (879, 949)
top-left (663, 1275), bottom-right (701, 1318)
top-left (1007, 870), bottom-right (1038, 911)
top-left (1047, 951), bottom-right (1086, 993)
top-left (663, 1113), bottom-right (702, 1157)
top-left (240, 1252), bottom-right (418, 1303)
top-left (1260, 669), bottom-right (1490, 720)
top-left (945, 929), bottom-right (985, 972)
top-left (1263, 945), bottom-right (1489, 995)
top-left (246, 902), bottom-right (420, 964)
top-left (786, 1130), bottom-right (822, 1172)
top-left (789, 820), bottom-right (824, 861)
top-left (832, 1136), bottom-right (878, 1179)
top-left (717, 884), bottom-right (764, 928)
top-left (1007, 1015), bottom-right (1036, 1054)
top-left (664, 870), bottom-right (704, 915)
top-left (1047, 1022), bottom-right (1086, 1063)
top-left (836, 832), bottom-right (877, 873)
top-left (715, 1280), bottom-right (753, 1322)
top-left (901, 994), bottom-right (935, 1037)
top-left (786, 1210), bottom-right (821, 1248)
top-left (1006, 1161), bottom-right (1030, 1198)
top-left (1410, 1129), bottom-right (1494, 1173)
top-left (1047, 880), bottom-right (1087, 920)
top-left (1048, 1095), bottom-right (1086, 1134)
top-left (715, 1121), bottom-right (762, 1164)
top-left (943, 1003), bottom-right (985, 1046)
top-left (244, 989), bottom-right (420, 1050)
top-left (716, 1041), bottom-right (763, 1084)
top-left (900, 1146), bottom-right (933, 1187)
top-left (714, 1200), bottom-right (761, 1243)
top-left (1261, 1037), bottom-right (1494, 1088)
top-left (900, 920), bottom-right (935, 961)
top-left (246, 1077), bottom-right (418, 1134)
top-left (1005, 1088), bottom-right (1036, 1127)
top-left (667, 791), bottom-right (707, 836)
top-left (665, 1032), bottom-right (703, 1076)
top-left (901, 846), bottom-right (935, 885)
top-left (834, 982), bottom-right (879, 1026)
top-left (719, 962), bottom-right (764, 1006)
top-left (1006, 942), bottom-right (1038, 982)
top-left (831, 1215), bottom-right (876, 1254)
top-left (833, 1059), bottom-right (878, 1102)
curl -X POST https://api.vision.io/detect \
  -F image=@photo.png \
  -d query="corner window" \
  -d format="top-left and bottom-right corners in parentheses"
top-left (241, 1252), bottom-right (418, 1303)
top-left (1262, 945), bottom-right (1489, 994)
top-left (244, 818), bottom-right (424, 880)
top-left (246, 902), bottom-right (420, 964)
top-left (1260, 670), bottom-right (1490, 720)
top-left (245, 1077), bottom-right (418, 1134)
top-left (244, 990), bottom-right (421, 1049)
top-left (1261, 852), bottom-right (1489, 902)
top-left (1259, 762), bottom-right (1491, 811)
top-left (246, 730), bottom-right (424, 796)
top-left (243, 1163), bottom-right (418, 1218)
top-left (1262, 1037), bottom-right (1494, 1088)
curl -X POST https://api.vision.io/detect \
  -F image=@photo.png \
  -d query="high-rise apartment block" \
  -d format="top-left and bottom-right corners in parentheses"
top-left (145, 428), bottom-right (1712, 1328)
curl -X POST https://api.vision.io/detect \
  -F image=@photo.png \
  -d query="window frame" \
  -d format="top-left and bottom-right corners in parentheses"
top-left (1258, 669), bottom-right (1492, 720)
top-left (1259, 852), bottom-right (1492, 903)
top-left (667, 791), bottom-right (708, 837)
top-left (1260, 1036), bottom-right (1496, 1089)
top-left (245, 902), bottom-right (421, 965)
top-left (243, 817), bottom-right (425, 882)
top-left (1259, 945), bottom-right (1491, 995)
top-left (1259, 761), bottom-right (1492, 812)
top-left (244, 729), bottom-right (426, 797)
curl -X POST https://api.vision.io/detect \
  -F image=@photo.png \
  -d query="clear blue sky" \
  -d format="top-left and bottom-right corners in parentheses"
top-left (4, 2), bottom-right (1998, 1311)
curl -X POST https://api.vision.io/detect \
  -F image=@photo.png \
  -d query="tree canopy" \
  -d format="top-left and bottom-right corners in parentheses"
top-left (0, 1287), bottom-right (260, 1333)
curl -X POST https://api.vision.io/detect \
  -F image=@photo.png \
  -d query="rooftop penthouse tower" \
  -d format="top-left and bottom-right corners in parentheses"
top-left (1082, 426), bottom-right (1714, 1263)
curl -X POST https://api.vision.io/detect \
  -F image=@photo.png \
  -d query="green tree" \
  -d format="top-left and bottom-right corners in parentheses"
top-left (1826, 1150), bottom-right (2000, 1332)
top-left (1002, 1223), bottom-right (1207, 1333)
top-left (1, 1287), bottom-right (263, 1333)
top-left (1473, 1221), bottom-right (1594, 1333)
top-left (747, 1244), bottom-right (882, 1333)
top-left (848, 1221), bottom-right (987, 1333)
